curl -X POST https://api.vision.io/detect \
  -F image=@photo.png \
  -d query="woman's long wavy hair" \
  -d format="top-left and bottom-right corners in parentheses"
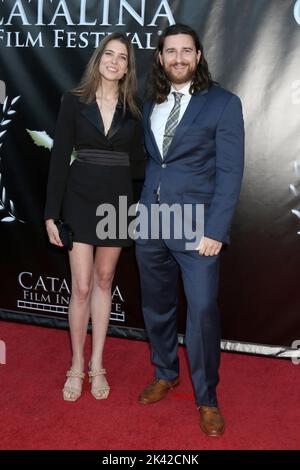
top-left (148, 24), bottom-right (213, 104)
top-left (73, 33), bottom-right (140, 117)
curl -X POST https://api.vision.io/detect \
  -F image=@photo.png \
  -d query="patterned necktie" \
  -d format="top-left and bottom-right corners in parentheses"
top-left (162, 91), bottom-right (183, 158)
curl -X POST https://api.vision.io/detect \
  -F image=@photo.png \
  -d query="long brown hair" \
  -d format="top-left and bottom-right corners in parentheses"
top-left (148, 24), bottom-right (213, 104)
top-left (73, 33), bottom-right (140, 117)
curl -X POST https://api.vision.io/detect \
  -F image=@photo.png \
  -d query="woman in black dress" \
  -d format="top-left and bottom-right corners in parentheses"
top-left (45, 33), bottom-right (144, 401)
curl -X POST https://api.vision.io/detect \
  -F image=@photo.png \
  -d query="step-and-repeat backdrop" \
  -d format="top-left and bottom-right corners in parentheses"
top-left (1, 0), bottom-right (300, 356)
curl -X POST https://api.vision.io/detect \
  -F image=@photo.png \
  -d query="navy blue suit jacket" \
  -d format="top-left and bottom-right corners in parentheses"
top-left (137, 84), bottom-right (244, 250)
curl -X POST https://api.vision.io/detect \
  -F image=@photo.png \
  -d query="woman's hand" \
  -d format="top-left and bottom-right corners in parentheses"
top-left (45, 219), bottom-right (63, 247)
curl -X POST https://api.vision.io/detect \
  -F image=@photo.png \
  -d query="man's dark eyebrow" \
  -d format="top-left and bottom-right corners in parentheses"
top-left (165, 47), bottom-right (194, 52)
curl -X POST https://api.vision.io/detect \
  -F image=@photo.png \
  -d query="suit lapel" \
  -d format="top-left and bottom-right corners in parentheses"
top-left (107, 101), bottom-right (126, 140)
top-left (80, 99), bottom-right (125, 139)
top-left (144, 100), bottom-right (162, 162)
top-left (80, 100), bottom-right (103, 134)
top-left (164, 89), bottom-right (209, 160)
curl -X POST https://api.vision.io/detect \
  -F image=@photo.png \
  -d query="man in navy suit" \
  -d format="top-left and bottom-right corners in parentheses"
top-left (135, 24), bottom-right (244, 437)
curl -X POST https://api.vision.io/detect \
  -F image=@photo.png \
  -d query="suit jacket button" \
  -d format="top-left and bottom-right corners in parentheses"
top-left (162, 163), bottom-right (167, 168)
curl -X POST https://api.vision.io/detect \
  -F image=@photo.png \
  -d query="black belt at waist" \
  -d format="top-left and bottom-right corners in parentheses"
top-left (76, 149), bottom-right (130, 166)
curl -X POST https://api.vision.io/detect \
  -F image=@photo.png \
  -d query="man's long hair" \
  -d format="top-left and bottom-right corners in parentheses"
top-left (73, 33), bottom-right (140, 117)
top-left (148, 24), bottom-right (213, 104)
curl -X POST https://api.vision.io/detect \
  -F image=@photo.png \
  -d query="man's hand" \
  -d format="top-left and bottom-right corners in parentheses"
top-left (198, 237), bottom-right (222, 256)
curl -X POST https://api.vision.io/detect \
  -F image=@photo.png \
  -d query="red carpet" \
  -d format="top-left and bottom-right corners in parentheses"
top-left (0, 320), bottom-right (299, 450)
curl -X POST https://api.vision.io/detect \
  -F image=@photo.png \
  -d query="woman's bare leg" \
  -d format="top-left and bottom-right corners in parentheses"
top-left (89, 246), bottom-right (122, 396)
top-left (63, 242), bottom-right (94, 399)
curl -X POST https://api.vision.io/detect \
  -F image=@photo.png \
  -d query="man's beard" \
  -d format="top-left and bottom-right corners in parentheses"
top-left (164, 62), bottom-right (197, 85)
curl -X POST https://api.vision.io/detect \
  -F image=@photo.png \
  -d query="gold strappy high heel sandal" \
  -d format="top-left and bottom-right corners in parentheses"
top-left (88, 363), bottom-right (110, 400)
top-left (62, 369), bottom-right (85, 402)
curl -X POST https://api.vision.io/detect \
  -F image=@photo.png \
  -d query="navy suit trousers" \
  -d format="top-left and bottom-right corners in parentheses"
top-left (136, 239), bottom-right (221, 407)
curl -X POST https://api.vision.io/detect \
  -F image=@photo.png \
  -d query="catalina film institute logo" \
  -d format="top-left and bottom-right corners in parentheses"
top-left (17, 272), bottom-right (126, 322)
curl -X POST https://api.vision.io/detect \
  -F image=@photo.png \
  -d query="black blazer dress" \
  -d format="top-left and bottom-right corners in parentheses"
top-left (44, 91), bottom-right (145, 247)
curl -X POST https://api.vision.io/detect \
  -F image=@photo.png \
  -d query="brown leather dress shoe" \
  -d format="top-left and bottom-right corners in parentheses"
top-left (138, 378), bottom-right (179, 404)
top-left (198, 406), bottom-right (225, 437)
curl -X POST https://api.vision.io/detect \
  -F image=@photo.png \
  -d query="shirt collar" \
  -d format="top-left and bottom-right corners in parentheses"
top-left (169, 82), bottom-right (192, 98)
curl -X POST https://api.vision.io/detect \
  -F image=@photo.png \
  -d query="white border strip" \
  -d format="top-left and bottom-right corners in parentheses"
top-left (221, 340), bottom-right (296, 358)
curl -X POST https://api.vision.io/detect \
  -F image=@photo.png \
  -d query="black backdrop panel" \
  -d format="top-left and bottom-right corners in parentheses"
top-left (1, 0), bottom-right (300, 350)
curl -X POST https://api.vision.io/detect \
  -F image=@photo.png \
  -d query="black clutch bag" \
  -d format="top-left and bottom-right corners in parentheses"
top-left (55, 220), bottom-right (73, 250)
